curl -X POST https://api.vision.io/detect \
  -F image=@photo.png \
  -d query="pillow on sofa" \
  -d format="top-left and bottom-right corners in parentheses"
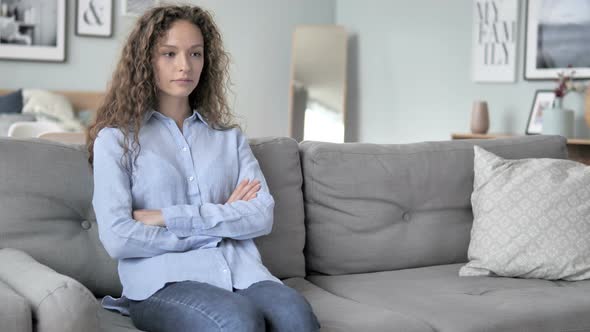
top-left (0, 89), bottom-right (23, 114)
top-left (21, 89), bottom-right (84, 132)
top-left (460, 146), bottom-right (590, 281)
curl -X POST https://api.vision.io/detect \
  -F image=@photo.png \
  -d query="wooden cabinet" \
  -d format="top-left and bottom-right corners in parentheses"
top-left (451, 133), bottom-right (590, 165)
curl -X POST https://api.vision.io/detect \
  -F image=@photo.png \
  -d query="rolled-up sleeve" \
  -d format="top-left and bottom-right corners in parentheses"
top-left (92, 127), bottom-right (220, 260)
top-left (162, 130), bottom-right (275, 240)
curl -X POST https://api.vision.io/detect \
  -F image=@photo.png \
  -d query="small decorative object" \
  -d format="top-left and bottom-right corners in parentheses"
top-left (471, 0), bottom-right (519, 82)
top-left (526, 90), bottom-right (555, 135)
top-left (470, 100), bottom-right (489, 134)
top-left (0, 0), bottom-right (66, 61)
top-left (540, 68), bottom-right (582, 137)
top-left (122, 0), bottom-right (159, 17)
top-left (542, 100), bottom-right (574, 137)
top-left (525, 0), bottom-right (590, 80)
top-left (76, 0), bottom-right (113, 38)
top-left (554, 66), bottom-right (588, 137)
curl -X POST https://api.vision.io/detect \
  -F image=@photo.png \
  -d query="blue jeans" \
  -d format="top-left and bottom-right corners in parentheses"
top-left (128, 280), bottom-right (320, 332)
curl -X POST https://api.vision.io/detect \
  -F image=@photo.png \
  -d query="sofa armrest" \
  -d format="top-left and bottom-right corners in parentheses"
top-left (0, 278), bottom-right (32, 332)
top-left (0, 248), bottom-right (99, 332)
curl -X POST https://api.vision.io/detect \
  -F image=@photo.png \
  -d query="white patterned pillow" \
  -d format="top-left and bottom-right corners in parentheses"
top-left (460, 146), bottom-right (590, 281)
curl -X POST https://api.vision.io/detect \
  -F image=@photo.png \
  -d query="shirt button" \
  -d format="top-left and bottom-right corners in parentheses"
top-left (188, 176), bottom-right (194, 182)
top-left (182, 147), bottom-right (188, 152)
top-left (223, 269), bottom-right (228, 273)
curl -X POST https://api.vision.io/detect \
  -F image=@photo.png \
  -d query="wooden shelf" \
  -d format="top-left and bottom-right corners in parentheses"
top-left (451, 133), bottom-right (590, 165)
top-left (451, 133), bottom-right (590, 146)
top-left (564, 138), bottom-right (590, 145)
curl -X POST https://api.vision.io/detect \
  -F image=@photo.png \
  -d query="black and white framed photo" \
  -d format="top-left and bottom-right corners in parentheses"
top-left (525, 0), bottom-right (590, 80)
top-left (526, 90), bottom-right (556, 134)
top-left (0, 0), bottom-right (66, 62)
top-left (122, 0), bottom-right (160, 17)
top-left (76, 0), bottom-right (113, 37)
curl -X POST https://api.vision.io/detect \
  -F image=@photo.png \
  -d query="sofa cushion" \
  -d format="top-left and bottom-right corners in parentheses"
top-left (308, 263), bottom-right (590, 332)
top-left (284, 277), bottom-right (434, 332)
top-left (460, 146), bottom-right (590, 280)
top-left (0, 137), bottom-right (121, 297)
top-left (97, 306), bottom-right (143, 331)
top-left (299, 135), bottom-right (568, 275)
top-left (250, 137), bottom-right (306, 279)
top-left (0, 278), bottom-right (31, 332)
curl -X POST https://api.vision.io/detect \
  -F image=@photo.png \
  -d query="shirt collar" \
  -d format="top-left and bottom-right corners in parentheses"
top-left (142, 108), bottom-right (209, 128)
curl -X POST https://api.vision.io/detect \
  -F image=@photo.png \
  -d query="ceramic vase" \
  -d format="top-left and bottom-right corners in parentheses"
top-left (543, 99), bottom-right (574, 137)
top-left (470, 101), bottom-right (489, 134)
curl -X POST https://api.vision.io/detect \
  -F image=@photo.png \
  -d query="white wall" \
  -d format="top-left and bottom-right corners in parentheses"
top-left (0, 0), bottom-right (335, 137)
top-left (337, 0), bottom-right (554, 144)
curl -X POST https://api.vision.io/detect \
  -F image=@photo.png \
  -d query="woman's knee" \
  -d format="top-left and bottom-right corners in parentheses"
top-left (245, 282), bottom-right (320, 331)
top-left (225, 296), bottom-right (266, 332)
top-left (274, 292), bottom-right (319, 331)
top-left (129, 296), bottom-right (225, 332)
top-left (129, 282), bottom-right (265, 332)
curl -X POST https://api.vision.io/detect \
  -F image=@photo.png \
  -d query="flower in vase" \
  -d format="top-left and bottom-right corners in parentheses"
top-left (555, 65), bottom-right (587, 98)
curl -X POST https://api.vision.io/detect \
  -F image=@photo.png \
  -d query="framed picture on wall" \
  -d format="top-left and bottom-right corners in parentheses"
top-left (526, 90), bottom-right (556, 134)
top-left (471, 0), bottom-right (519, 83)
top-left (76, 0), bottom-right (113, 38)
top-left (524, 0), bottom-right (590, 80)
top-left (122, 0), bottom-right (159, 17)
top-left (0, 0), bottom-right (66, 62)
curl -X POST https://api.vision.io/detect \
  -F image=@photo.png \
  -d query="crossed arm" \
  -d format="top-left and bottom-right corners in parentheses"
top-left (92, 127), bottom-right (275, 260)
top-left (132, 178), bottom-right (261, 227)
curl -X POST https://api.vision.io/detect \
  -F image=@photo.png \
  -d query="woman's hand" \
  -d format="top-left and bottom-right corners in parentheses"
top-left (226, 178), bottom-right (261, 204)
top-left (133, 209), bottom-right (165, 227)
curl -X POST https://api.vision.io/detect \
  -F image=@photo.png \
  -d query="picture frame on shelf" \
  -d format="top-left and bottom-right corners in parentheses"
top-left (524, 0), bottom-right (590, 80)
top-left (75, 0), bottom-right (113, 38)
top-left (0, 0), bottom-right (66, 62)
top-left (526, 90), bottom-right (556, 135)
top-left (122, 0), bottom-right (159, 17)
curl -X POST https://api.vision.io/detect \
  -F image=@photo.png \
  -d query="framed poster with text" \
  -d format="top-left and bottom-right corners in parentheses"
top-left (472, 0), bottom-right (519, 82)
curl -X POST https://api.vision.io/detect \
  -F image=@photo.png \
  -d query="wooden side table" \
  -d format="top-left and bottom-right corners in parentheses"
top-left (451, 133), bottom-right (590, 165)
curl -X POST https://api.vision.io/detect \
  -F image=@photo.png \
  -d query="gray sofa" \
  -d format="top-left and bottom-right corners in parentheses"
top-left (1, 134), bottom-right (590, 332)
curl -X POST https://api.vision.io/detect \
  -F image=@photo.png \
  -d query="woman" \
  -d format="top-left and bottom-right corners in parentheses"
top-left (87, 5), bottom-right (320, 332)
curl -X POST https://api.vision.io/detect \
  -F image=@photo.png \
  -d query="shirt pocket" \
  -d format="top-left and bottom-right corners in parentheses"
top-left (197, 151), bottom-right (238, 204)
top-left (131, 150), bottom-right (185, 200)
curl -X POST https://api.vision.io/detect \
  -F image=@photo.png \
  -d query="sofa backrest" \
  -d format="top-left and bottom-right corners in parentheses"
top-left (250, 137), bottom-right (306, 279)
top-left (0, 138), bottom-right (118, 297)
top-left (0, 136), bottom-right (306, 297)
top-left (299, 135), bottom-right (568, 276)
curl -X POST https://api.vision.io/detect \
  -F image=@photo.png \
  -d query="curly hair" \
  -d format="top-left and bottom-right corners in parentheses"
top-left (87, 5), bottom-right (238, 167)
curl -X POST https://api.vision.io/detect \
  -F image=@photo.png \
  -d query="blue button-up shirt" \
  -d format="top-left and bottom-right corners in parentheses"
top-left (92, 109), bottom-right (281, 315)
